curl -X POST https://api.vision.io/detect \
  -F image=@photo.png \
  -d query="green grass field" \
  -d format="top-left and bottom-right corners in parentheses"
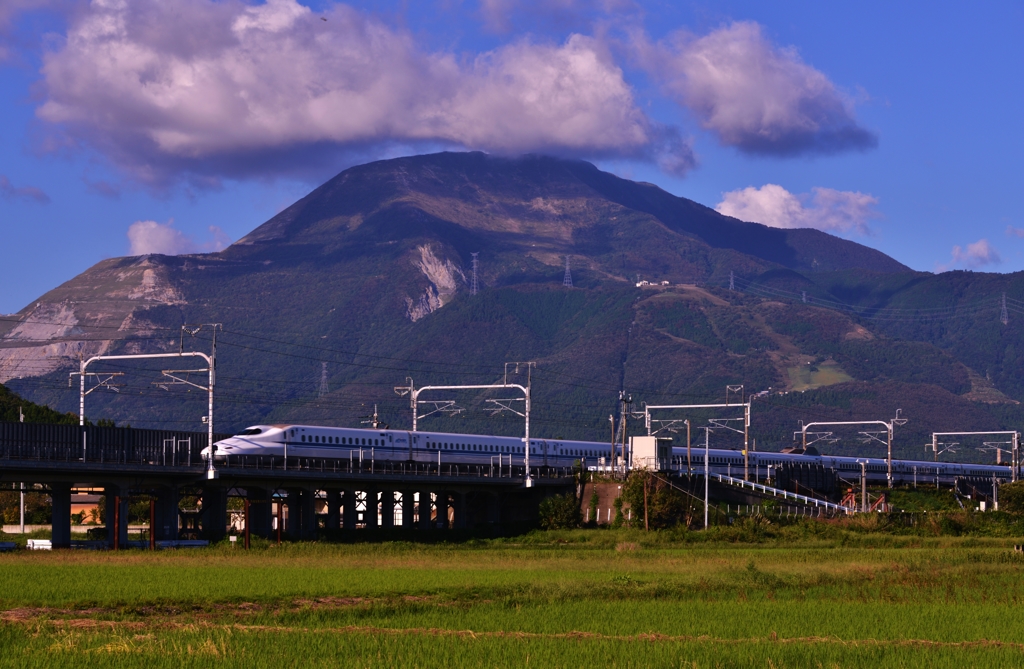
top-left (3, 526), bottom-right (1024, 667)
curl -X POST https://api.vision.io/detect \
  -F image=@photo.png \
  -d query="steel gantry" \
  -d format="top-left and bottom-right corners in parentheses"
top-left (931, 431), bottom-right (1019, 482)
top-left (395, 362), bottom-right (536, 486)
top-left (797, 409), bottom-right (907, 488)
top-left (68, 324), bottom-right (220, 478)
top-left (641, 385), bottom-right (752, 479)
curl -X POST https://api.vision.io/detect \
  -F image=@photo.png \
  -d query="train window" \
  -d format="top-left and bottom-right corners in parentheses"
top-left (301, 435), bottom-right (306, 442)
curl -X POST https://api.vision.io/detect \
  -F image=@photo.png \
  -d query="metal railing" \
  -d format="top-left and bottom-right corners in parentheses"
top-left (712, 472), bottom-right (853, 514)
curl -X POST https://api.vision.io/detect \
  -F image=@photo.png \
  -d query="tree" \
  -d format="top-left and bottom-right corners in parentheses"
top-left (620, 471), bottom-right (688, 529)
top-left (998, 481), bottom-right (1024, 513)
top-left (538, 493), bottom-right (581, 530)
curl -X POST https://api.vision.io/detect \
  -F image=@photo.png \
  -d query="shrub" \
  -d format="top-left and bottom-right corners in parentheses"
top-left (538, 493), bottom-right (581, 530)
top-left (998, 481), bottom-right (1024, 514)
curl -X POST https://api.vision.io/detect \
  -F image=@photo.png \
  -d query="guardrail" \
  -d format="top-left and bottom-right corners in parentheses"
top-left (712, 472), bottom-right (853, 514)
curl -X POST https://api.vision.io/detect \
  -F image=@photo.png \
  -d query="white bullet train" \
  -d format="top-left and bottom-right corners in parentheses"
top-left (203, 424), bottom-right (1015, 485)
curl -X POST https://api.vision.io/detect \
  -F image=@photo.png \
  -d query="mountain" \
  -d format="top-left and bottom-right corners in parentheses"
top-left (1, 152), bottom-right (1021, 461)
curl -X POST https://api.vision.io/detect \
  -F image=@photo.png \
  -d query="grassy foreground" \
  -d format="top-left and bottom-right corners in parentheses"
top-left (2, 526), bottom-right (1024, 667)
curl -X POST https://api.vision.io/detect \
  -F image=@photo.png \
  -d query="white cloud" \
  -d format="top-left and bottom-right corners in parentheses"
top-left (37, 0), bottom-right (691, 184)
top-left (1006, 225), bottom-right (1024, 239)
top-left (636, 21), bottom-right (876, 156)
top-left (715, 184), bottom-right (879, 235)
top-left (937, 239), bottom-right (1001, 272)
top-left (127, 220), bottom-right (229, 256)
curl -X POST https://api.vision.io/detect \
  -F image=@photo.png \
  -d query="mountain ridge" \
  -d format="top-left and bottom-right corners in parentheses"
top-left (2, 152), bottom-right (1022, 462)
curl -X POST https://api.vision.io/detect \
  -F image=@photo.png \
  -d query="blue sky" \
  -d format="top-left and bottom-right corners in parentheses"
top-left (1, 0), bottom-right (1022, 314)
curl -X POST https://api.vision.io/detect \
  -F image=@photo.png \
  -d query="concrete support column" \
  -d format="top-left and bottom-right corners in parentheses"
top-left (246, 487), bottom-right (272, 539)
top-left (364, 489), bottom-right (379, 529)
top-left (326, 489), bottom-right (341, 531)
top-left (380, 491), bottom-right (395, 529)
top-left (202, 486), bottom-right (227, 542)
top-left (285, 489), bottom-right (301, 539)
top-left (105, 486), bottom-right (128, 548)
top-left (402, 490), bottom-right (416, 529)
top-left (486, 493), bottom-right (501, 526)
top-left (418, 491), bottom-right (433, 530)
top-left (50, 483), bottom-right (72, 548)
top-left (343, 488), bottom-right (356, 530)
top-left (435, 492), bottom-right (449, 530)
top-left (452, 491), bottom-right (467, 530)
top-left (154, 486), bottom-right (180, 541)
top-left (300, 488), bottom-right (317, 539)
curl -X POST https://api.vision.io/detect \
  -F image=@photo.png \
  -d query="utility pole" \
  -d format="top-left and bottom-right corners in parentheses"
top-left (609, 414), bottom-right (616, 474)
top-left (471, 253), bottom-right (480, 296)
top-left (703, 428), bottom-right (710, 529)
top-left (563, 255), bottom-right (573, 288)
top-left (860, 461), bottom-right (868, 512)
top-left (686, 419), bottom-right (691, 475)
top-left (618, 391), bottom-right (632, 470)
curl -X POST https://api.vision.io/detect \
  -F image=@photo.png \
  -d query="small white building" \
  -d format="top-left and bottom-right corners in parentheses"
top-left (629, 436), bottom-right (673, 471)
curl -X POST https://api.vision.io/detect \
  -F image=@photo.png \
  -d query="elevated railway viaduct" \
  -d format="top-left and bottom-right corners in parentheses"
top-left (0, 422), bottom-right (572, 547)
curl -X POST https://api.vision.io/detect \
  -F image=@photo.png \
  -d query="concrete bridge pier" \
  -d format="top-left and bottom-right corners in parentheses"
top-left (246, 487), bottom-right (272, 539)
top-left (343, 488), bottom-right (356, 530)
top-left (419, 491), bottom-right (432, 530)
top-left (285, 488), bottom-right (301, 539)
top-left (299, 488), bottom-right (317, 539)
top-left (201, 486), bottom-right (227, 542)
top-left (50, 482), bottom-right (72, 548)
top-left (154, 486), bottom-right (180, 540)
top-left (451, 491), bottom-right (466, 530)
top-left (325, 489), bottom-right (341, 531)
top-left (486, 492), bottom-right (501, 527)
top-left (364, 489), bottom-right (378, 529)
top-left (381, 490), bottom-right (395, 529)
top-left (436, 492), bottom-right (449, 530)
top-left (401, 490), bottom-right (416, 529)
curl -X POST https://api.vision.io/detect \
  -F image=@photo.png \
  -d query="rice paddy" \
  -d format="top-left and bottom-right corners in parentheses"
top-left (2, 525), bottom-right (1024, 667)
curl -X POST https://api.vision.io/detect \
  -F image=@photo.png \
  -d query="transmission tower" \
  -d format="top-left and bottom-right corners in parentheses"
top-left (1002, 293), bottom-right (1009, 326)
top-left (562, 255), bottom-right (573, 288)
top-left (471, 252), bottom-right (479, 296)
top-left (318, 362), bottom-right (329, 399)
top-left (729, 270), bottom-right (735, 291)
top-left (802, 290), bottom-right (807, 304)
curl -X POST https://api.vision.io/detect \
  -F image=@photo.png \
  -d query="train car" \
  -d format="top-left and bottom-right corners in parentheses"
top-left (202, 424), bottom-right (1014, 484)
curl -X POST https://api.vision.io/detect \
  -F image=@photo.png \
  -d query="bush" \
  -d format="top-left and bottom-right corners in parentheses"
top-left (998, 481), bottom-right (1024, 514)
top-left (538, 493), bottom-right (581, 530)
top-left (620, 471), bottom-right (688, 529)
